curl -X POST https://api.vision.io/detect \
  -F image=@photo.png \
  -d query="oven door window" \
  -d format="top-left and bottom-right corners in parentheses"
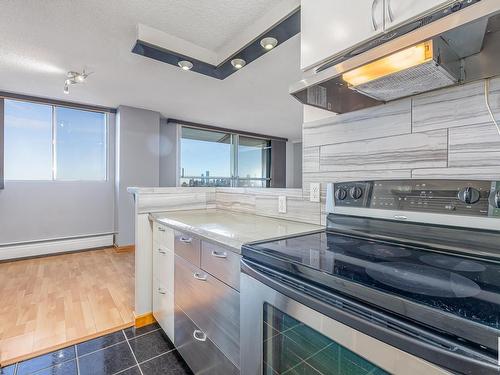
top-left (263, 303), bottom-right (389, 374)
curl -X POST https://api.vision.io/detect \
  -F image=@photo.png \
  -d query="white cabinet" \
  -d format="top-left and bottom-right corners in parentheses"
top-left (301, 0), bottom-right (384, 70)
top-left (300, 0), bottom-right (453, 70)
top-left (384, 0), bottom-right (451, 29)
top-left (152, 223), bottom-right (175, 340)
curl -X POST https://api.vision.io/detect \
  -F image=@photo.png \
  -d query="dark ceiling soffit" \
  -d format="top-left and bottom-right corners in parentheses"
top-left (0, 91), bottom-right (117, 114)
top-left (167, 118), bottom-right (288, 142)
top-left (131, 8), bottom-right (300, 80)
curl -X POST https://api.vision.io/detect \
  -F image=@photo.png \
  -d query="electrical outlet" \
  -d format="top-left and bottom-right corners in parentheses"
top-left (310, 183), bottom-right (320, 202)
top-left (278, 196), bottom-right (287, 213)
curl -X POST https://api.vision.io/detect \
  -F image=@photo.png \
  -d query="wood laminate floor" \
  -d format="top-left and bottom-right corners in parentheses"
top-left (0, 248), bottom-right (135, 366)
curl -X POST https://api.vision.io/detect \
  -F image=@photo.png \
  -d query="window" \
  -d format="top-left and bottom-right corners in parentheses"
top-left (237, 136), bottom-right (271, 188)
top-left (179, 126), bottom-right (271, 187)
top-left (4, 100), bottom-right (53, 180)
top-left (4, 99), bottom-right (107, 181)
top-left (55, 107), bottom-right (107, 180)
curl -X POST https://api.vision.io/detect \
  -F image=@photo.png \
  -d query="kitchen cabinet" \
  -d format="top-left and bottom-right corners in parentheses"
top-left (301, 0), bottom-right (384, 70)
top-left (174, 307), bottom-right (239, 375)
top-left (175, 254), bottom-right (240, 367)
top-left (152, 224), bottom-right (175, 340)
top-left (300, 0), bottom-right (453, 70)
top-left (384, 0), bottom-right (451, 30)
top-left (201, 241), bottom-right (241, 291)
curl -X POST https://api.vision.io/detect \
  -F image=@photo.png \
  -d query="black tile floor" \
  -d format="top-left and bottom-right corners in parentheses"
top-left (0, 323), bottom-right (193, 375)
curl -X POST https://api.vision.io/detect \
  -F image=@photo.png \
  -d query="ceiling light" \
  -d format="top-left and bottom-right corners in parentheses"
top-left (231, 58), bottom-right (246, 69)
top-left (178, 60), bottom-right (193, 70)
top-left (75, 72), bottom-right (87, 83)
top-left (260, 37), bottom-right (278, 50)
top-left (342, 41), bottom-right (433, 87)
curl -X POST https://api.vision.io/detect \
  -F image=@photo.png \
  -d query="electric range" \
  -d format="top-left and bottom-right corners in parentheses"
top-left (240, 179), bottom-right (500, 375)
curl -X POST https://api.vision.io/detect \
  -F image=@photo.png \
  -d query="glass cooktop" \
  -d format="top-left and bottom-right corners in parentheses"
top-left (242, 230), bottom-right (500, 333)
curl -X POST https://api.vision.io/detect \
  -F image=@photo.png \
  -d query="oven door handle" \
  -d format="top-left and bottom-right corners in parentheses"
top-left (240, 259), bottom-right (499, 375)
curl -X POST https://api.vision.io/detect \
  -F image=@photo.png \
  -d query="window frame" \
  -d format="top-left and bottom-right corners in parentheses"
top-left (2, 97), bottom-right (109, 182)
top-left (178, 125), bottom-right (272, 188)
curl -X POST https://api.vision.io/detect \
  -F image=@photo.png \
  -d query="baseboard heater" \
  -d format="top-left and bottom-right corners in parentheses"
top-left (0, 233), bottom-right (114, 261)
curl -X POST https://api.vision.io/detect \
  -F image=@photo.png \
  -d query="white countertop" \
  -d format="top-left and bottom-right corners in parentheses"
top-left (150, 209), bottom-right (324, 252)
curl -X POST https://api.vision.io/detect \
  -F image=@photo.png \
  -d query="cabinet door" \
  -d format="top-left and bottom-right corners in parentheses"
top-left (385, 0), bottom-right (451, 29)
top-left (301, 0), bottom-right (384, 70)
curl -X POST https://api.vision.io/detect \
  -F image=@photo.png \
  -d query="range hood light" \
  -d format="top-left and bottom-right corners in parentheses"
top-left (342, 41), bottom-right (433, 87)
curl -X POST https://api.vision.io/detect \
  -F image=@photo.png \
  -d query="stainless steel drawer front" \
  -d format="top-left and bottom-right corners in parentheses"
top-left (175, 255), bottom-right (240, 367)
top-left (174, 231), bottom-right (201, 266)
top-left (201, 241), bottom-right (241, 291)
top-left (174, 307), bottom-right (239, 375)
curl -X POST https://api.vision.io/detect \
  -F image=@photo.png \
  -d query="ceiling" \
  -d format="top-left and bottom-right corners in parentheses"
top-left (0, 0), bottom-right (304, 141)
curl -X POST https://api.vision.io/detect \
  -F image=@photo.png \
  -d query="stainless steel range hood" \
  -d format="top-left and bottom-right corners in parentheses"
top-left (291, 0), bottom-right (500, 114)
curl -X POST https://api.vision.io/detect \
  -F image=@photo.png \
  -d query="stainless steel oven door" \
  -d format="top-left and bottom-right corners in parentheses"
top-left (241, 261), bottom-right (458, 375)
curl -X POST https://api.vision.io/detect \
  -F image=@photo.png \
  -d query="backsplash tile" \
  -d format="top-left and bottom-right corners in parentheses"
top-left (304, 77), bottom-right (500, 196)
top-left (448, 124), bottom-right (500, 167)
top-left (412, 77), bottom-right (500, 133)
top-left (303, 98), bottom-right (411, 148)
top-left (319, 130), bottom-right (448, 172)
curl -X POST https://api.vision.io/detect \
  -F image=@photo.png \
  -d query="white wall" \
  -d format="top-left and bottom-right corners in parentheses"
top-left (115, 105), bottom-right (160, 246)
top-left (159, 120), bottom-right (179, 187)
top-left (0, 113), bottom-right (116, 246)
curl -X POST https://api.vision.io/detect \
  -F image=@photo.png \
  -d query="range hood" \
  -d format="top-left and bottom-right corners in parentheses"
top-left (291, 0), bottom-right (500, 114)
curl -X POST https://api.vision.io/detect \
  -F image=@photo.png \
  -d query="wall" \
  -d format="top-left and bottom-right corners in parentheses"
top-left (216, 187), bottom-right (321, 225)
top-left (115, 105), bottom-right (160, 246)
top-left (0, 113), bottom-right (116, 246)
top-left (286, 141), bottom-right (302, 188)
top-left (301, 78), bottom-right (500, 223)
top-left (159, 119), bottom-right (179, 187)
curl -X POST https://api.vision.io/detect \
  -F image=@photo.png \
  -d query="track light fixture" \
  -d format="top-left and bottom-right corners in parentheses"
top-left (63, 69), bottom-right (91, 94)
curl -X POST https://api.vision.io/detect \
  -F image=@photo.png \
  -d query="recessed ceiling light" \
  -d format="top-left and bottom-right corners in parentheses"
top-left (260, 37), bottom-right (278, 50)
top-left (178, 60), bottom-right (193, 70)
top-left (231, 58), bottom-right (246, 69)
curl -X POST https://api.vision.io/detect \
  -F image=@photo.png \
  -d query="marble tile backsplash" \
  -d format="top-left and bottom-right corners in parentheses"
top-left (303, 77), bottom-right (500, 196)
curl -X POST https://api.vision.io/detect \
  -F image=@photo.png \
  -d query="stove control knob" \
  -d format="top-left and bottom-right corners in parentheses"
top-left (457, 187), bottom-right (480, 204)
top-left (349, 186), bottom-right (363, 200)
top-left (335, 188), bottom-right (348, 201)
top-left (495, 191), bottom-right (500, 208)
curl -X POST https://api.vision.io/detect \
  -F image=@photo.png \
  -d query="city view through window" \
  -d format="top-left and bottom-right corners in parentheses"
top-left (180, 127), bottom-right (271, 187)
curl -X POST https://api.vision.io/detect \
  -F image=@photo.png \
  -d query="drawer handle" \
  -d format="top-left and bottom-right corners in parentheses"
top-left (158, 248), bottom-right (167, 254)
top-left (193, 272), bottom-right (207, 281)
top-left (180, 237), bottom-right (193, 244)
top-left (158, 227), bottom-right (166, 232)
top-left (211, 250), bottom-right (227, 259)
top-left (193, 330), bottom-right (207, 342)
top-left (158, 288), bottom-right (166, 295)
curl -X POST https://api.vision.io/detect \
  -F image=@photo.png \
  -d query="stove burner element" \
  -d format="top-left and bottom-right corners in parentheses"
top-left (420, 254), bottom-right (486, 272)
top-left (366, 262), bottom-right (482, 298)
top-left (358, 244), bottom-right (412, 259)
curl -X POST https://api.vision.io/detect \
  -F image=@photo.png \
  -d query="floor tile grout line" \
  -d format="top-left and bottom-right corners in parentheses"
top-left (16, 351), bottom-right (78, 375)
top-left (124, 327), bottom-right (161, 341)
top-left (74, 326), bottom-right (160, 359)
top-left (136, 348), bottom-right (177, 366)
top-left (76, 340), bottom-right (126, 359)
top-left (75, 345), bottom-right (81, 375)
top-left (122, 330), bottom-right (144, 375)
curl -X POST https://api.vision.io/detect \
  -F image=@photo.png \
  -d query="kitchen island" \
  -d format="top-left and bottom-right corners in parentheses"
top-left (147, 209), bottom-right (323, 373)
